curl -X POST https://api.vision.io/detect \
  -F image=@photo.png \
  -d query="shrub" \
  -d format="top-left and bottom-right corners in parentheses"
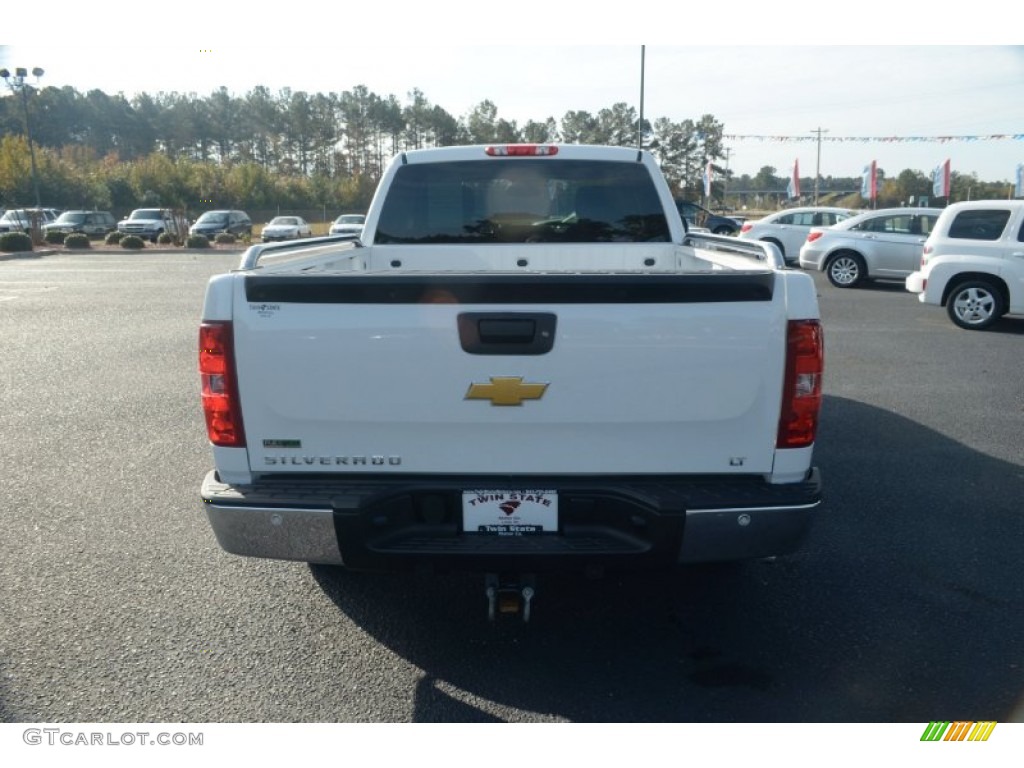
top-left (157, 232), bottom-right (175, 245)
top-left (105, 231), bottom-right (123, 245)
top-left (186, 234), bottom-right (211, 249)
top-left (214, 232), bottom-right (237, 245)
top-left (64, 233), bottom-right (91, 249)
top-left (0, 231), bottom-right (33, 253)
top-left (119, 235), bottom-right (146, 250)
top-left (44, 230), bottom-right (66, 245)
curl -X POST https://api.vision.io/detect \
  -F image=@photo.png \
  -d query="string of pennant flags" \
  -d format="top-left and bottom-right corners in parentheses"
top-left (724, 134), bottom-right (1024, 143)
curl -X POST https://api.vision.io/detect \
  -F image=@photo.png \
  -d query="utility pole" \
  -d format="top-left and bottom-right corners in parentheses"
top-left (809, 127), bottom-right (828, 205)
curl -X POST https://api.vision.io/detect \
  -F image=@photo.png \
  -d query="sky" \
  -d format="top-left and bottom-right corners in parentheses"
top-left (2, 8), bottom-right (1022, 186)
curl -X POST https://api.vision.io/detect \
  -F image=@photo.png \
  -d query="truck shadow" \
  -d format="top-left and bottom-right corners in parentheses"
top-left (310, 395), bottom-right (1024, 722)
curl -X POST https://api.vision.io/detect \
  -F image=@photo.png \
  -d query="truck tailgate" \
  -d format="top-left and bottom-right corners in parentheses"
top-left (233, 272), bottom-right (786, 476)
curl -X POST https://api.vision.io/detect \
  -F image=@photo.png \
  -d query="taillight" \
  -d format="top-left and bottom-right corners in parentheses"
top-left (740, 222), bottom-right (753, 233)
top-left (777, 320), bottom-right (824, 449)
top-left (484, 144), bottom-right (558, 157)
top-left (805, 231), bottom-right (823, 244)
top-left (199, 322), bottom-right (246, 447)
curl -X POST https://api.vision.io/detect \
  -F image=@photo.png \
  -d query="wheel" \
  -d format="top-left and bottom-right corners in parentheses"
top-left (712, 225), bottom-right (734, 235)
top-left (946, 279), bottom-right (1004, 330)
top-left (825, 252), bottom-right (865, 288)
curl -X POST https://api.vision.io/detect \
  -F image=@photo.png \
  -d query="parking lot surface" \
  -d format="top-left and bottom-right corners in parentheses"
top-left (0, 251), bottom-right (1021, 723)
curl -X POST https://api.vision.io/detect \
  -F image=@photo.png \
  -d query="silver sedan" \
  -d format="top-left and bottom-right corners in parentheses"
top-left (799, 207), bottom-right (940, 288)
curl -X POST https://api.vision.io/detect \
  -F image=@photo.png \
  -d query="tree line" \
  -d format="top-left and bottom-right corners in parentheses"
top-left (0, 83), bottom-right (1012, 216)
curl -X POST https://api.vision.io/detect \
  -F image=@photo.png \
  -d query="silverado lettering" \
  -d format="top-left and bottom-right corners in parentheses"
top-left (263, 456), bottom-right (402, 466)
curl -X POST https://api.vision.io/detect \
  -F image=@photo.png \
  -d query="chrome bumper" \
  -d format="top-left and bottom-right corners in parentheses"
top-left (201, 469), bottom-right (820, 568)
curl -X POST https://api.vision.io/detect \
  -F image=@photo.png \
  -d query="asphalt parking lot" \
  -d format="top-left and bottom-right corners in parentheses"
top-left (0, 250), bottom-right (1021, 724)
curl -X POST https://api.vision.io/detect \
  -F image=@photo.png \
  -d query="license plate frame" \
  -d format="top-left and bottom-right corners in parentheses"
top-left (462, 489), bottom-right (558, 535)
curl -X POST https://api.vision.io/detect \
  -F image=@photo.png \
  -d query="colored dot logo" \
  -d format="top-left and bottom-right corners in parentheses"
top-left (921, 721), bottom-right (997, 742)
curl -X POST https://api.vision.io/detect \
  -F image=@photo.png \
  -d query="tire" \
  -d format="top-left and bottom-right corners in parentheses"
top-left (825, 252), bottom-right (866, 288)
top-left (712, 226), bottom-right (734, 235)
top-left (946, 279), bottom-right (1004, 330)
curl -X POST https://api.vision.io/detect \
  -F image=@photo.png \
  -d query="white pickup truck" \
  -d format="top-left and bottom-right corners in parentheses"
top-left (198, 144), bottom-right (824, 617)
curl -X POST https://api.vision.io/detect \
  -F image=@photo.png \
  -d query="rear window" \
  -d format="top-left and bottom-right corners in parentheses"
top-left (197, 212), bottom-right (228, 223)
top-left (947, 209), bottom-right (1010, 240)
top-left (374, 159), bottom-right (669, 244)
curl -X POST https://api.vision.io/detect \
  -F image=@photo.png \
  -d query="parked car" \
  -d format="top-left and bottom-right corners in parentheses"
top-left (329, 213), bottom-right (365, 238)
top-left (261, 216), bottom-right (312, 242)
top-left (189, 210), bottom-right (252, 239)
top-left (0, 207), bottom-right (60, 233)
top-left (799, 207), bottom-right (940, 288)
top-left (43, 210), bottom-right (117, 238)
top-left (906, 200), bottom-right (1024, 330)
top-left (738, 206), bottom-right (855, 264)
top-left (675, 200), bottom-right (743, 235)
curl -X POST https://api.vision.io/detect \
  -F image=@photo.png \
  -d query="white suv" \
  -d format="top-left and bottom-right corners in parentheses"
top-left (905, 200), bottom-right (1024, 330)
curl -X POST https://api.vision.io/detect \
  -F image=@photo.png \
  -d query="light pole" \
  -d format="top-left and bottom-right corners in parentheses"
top-left (1, 66), bottom-right (45, 210)
top-left (638, 45), bottom-right (645, 150)
top-left (722, 147), bottom-right (732, 208)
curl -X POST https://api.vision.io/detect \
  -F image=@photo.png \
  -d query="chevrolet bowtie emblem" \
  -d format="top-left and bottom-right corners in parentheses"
top-left (465, 377), bottom-right (549, 406)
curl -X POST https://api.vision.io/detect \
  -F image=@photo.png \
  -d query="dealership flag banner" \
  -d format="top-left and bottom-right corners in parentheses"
top-left (787, 159), bottom-right (801, 199)
top-left (1016, 163), bottom-right (1024, 198)
top-left (703, 161), bottom-right (713, 198)
top-left (932, 158), bottom-right (951, 198)
top-left (861, 161), bottom-right (878, 201)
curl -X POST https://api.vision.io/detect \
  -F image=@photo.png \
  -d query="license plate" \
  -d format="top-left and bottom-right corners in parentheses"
top-left (462, 489), bottom-right (558, 535)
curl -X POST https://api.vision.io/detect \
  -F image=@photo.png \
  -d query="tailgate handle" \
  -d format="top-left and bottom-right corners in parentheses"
top-left (479, 319), bottom-right (535, 343)
top-left (458, 313), bottom-right (556, 355)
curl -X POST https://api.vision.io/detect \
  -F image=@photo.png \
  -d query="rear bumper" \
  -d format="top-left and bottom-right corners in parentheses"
top-left (905, 271), bottom-right (926, 295)
top-left (798, 250), bottom-right (824, 270)
top-left (200, 469), bottom-right (821, 571)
